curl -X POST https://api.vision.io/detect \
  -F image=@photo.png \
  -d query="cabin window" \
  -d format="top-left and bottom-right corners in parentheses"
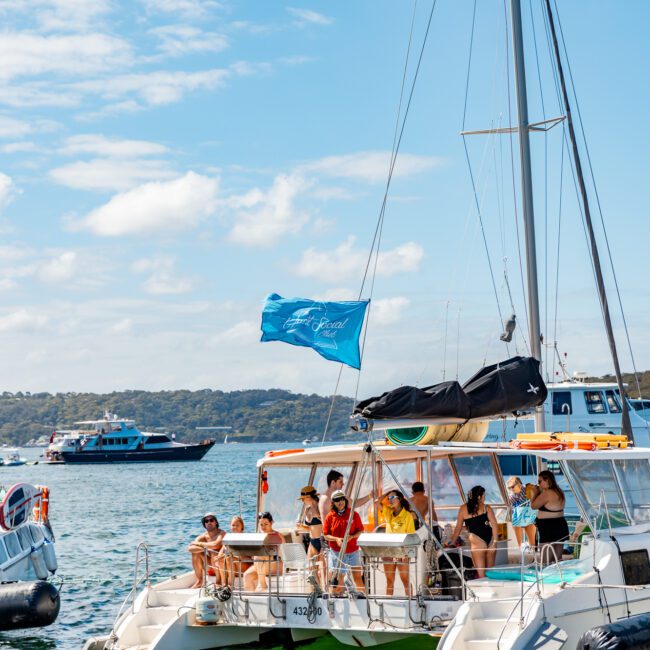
top-left (4, 533), bottom-right (20, 558)
top-left (262, 465), bottom-right (312, 529)
top-left (0, 539), bottom-right (8, 565)
top-left (564, 459), bottom-right (629, 528)
top-left (452, 455), bottom-right (504, 506)
top-left (551, 391), bottom-right (572, 415)
top-left (17, 526), bottom-right (32, 549)
top-left (613, 459), bottom-right (650, 523)
top-left (381, 461), bottom-right (417, 495)
top-left (605, 390), bottom-right (621, 413)
top-left (146, 435), bottom-right (171, 444)
top-left (312, 465), bottom-right (352, 497)
top-left (429, 458), bottom-right (462, 507)
top-left (584, 391), bottom-right (606, 414)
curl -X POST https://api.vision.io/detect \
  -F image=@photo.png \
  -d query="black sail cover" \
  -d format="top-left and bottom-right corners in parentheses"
top-left (355, 356), bottom-right (547, 420)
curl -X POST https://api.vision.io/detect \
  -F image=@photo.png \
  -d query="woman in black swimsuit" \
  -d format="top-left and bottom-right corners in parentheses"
top-left (296, 485), bottom-right (324, 585)
top-left (531, 470), bottom-right (569, 563)
top-left (449, 485), bottom-right (499, 578)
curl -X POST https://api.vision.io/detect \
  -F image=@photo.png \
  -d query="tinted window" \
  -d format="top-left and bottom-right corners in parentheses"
top-left (145, 435), bottom-right (171, 444)
top-left (605, 390), bottom-right (621, 414)
top-left (585, 391), bottom-right (606, 414)
top-left (552, 391), bottom-right (572, 415)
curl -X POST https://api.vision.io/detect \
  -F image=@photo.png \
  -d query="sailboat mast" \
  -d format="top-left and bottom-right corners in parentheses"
top-left (543, 0), bottom-right (633, 440)
top-left (510, 0), bottom-right (546, 432)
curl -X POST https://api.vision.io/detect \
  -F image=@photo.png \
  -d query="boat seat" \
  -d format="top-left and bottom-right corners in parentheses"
top-left (280, 543), bottom-right (311, 591)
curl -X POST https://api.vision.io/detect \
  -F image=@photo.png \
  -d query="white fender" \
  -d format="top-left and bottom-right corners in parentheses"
top-left (195, 596), bottom-right (219, 624)
top-left (42, 540), bottom-right (57, 573)
top-left (31, 545), bottom-right (48, 580)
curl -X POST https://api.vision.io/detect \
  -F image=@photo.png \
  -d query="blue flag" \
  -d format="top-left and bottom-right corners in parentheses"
top-left (260, 294), bottom-right (369, 369)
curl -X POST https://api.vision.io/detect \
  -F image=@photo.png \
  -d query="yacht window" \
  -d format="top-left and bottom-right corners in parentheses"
top-left (4, 532), bottom-right (20, 557)
top-left (605, 390), bottom-right (621, 414)
top-left (620, 550), bottom-right (650, 586)
top-left (29, 524), bottom-right (44, 544)
top-left (551, 391), bottom-right (572, 415)
top-left (564, 459), bottom-right (629, 529)
top-left (613, 459), bottom-right (650, 523)
top-left (381, 461), bottom-right (417, 495)
top-left (584, 391), bottom-right (606, 414)
top-left (429, 457), bottom-right (463, 507)
top-left (146, 435), bottom-right (171, 444)
top-left (0, 539), bottom-right (8, 565)
top-left (452, 455), bottom-right (504, 506)
top-left (313, 465), bottom-right (352, 497)
top-left (354, 463), bottom-right (375, 527)
top-left (17, 526), bottom-right (32, 549)
top-left (262, 465), bottom-right (312, 529)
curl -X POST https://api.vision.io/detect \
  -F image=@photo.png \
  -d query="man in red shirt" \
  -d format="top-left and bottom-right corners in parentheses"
top-left (322, 490), bottom-right (365, 594)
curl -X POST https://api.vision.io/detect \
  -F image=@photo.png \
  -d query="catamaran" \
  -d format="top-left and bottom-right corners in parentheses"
top-left (83, 1), bottom-right (650, 648)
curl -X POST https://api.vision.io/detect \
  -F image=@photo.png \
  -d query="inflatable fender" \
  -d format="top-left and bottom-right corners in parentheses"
top-left (42, 539), bottom-right (57, 573)
top-left (576, 613), bottom-right (650, 649)
top-left (0, 580), bottom-right (60, 631)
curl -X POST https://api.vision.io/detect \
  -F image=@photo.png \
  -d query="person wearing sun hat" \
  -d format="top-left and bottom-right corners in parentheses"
top-left (188, 512), bottom-right (226, 589)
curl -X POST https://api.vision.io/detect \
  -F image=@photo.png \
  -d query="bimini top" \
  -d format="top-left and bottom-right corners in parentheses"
top-left (258, 441), bottom-right (650, 467)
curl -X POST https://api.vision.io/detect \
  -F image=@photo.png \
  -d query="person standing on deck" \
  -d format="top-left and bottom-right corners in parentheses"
top-left (319, 470), bottom-right (344, 522)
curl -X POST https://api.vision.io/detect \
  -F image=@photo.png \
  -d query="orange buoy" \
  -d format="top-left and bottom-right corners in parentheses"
top-left (509, 440), bottom-right (567, 451)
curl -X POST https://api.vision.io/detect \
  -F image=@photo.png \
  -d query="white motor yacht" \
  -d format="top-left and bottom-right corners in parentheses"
top-left (2, 449), bottom-right (27, 466)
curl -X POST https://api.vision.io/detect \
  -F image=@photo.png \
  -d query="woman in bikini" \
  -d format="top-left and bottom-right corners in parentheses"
top-left (449, 485), bottom-right (499, 578)
top-left (296, 485), bottom-right (324, 585)
top-left (530, 470), bottom-right (569, 563)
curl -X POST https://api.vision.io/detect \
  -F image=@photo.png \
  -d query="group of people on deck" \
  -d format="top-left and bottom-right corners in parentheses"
top-left (188, 468), bottom-right (569, 590)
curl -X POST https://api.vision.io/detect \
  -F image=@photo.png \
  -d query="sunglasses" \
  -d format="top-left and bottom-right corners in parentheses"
top-left (203, 518), bottom-right (216, 523)
top-left (388, 495), bottom-right (399, 501)
top-left (332, 497), bottom-right (346, 503)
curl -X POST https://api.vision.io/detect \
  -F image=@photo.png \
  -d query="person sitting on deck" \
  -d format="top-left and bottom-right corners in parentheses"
top-left (243, 512), bottom-right (284, 592)
top-left (323, 490), bottom-right (365, 595)
top-left (188, 513), bottom-right (226, 589)
top-left (448, 486), bottom-right (499, 578)
top-left (216, 515), bottom-right (250, 586)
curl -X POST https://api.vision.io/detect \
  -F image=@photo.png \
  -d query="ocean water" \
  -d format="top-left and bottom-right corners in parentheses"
top-left (0, 443), bottom-right (282, 650)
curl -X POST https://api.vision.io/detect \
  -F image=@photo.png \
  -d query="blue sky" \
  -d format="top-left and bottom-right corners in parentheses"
top-left (0, 0), bottom-right (647, 398)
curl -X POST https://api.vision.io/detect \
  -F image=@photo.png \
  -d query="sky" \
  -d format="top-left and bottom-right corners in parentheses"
top-left (0, 0), bottom-right (648, 399)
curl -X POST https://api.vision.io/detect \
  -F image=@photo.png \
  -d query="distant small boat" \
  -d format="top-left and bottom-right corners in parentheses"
top-left (2, 449), bottom-right (27, 466)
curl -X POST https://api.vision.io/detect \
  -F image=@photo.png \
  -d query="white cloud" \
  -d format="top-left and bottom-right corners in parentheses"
top-left (303, 151), bottom-right (441, 183)
top-left (228, 174), bottom-right (310, 247)
top-left (0, 1), bottom-right (112, 33)
top-left (50, 158), bottom-right (175, 192)
top-left (0, 309), bottom-right (48, 332)
top-left (110, 318), bottom-right (133, 334)
top-left (287, 7), bottom-right (334, 26)
top-left (294, 236), bottom-right (424, 282)
top-left (0, 33), bottom-right (132, 81)
top-left (74, 171), bottom-right (219, 236)
top-left (60, 134), bottom-right (169, 157)
top-left (0, 116), bottom-right (32, 139)
top-left (143, 0), bottom-right (222, 19)
top-left (132, 257), bottom-right (194, 295)
top-left (150, 25), bottom-right (229, 57)
top-left (371, 297), bottom-right (410, 325)
top-left (74, 68), bottom-right (229, 107)
top-left (1, 142), bottom-right (38, 154)
top-left (37, 251), bottom-right (79, 283)
top-left (0, 173), bottom-right (18, 211)
top-left (207, 321), bottom-right (258, 347)
top-left (314, 288), bottom-right (357, 302)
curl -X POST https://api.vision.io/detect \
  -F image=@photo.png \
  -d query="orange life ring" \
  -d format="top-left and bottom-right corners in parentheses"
top-left (32, 486), bottom-right (49, 523)
top-left (264, 448), bottom-right (304, 458)
top-left (510, 440), bottom-right (567, 451)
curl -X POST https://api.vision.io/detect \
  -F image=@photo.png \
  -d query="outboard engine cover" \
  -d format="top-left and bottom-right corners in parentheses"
top-left (0, 580), bottom-right (60, 631)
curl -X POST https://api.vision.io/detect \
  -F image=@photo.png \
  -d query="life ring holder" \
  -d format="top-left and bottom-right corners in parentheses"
top-left (0, 483), bottom-right (37, 531)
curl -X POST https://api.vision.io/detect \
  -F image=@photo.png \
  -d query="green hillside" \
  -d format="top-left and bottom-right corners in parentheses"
top-left (0, 389), bottom-right (355, 446)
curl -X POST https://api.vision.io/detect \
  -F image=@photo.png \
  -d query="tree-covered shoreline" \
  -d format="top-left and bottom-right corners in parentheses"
top-left (0, 388), bottom-right (355, 446)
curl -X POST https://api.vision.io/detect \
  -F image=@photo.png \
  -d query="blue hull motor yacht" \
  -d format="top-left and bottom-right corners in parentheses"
top-left (56, 413), bottom-right (215, 464)
top-left (0, 482), bottom-right (60, 631)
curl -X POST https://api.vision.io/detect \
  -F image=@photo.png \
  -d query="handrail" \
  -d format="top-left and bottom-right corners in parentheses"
top-left (108, 542), bottom-right (150, 647)
top-left (496, 580), bottom-right (538, 650)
